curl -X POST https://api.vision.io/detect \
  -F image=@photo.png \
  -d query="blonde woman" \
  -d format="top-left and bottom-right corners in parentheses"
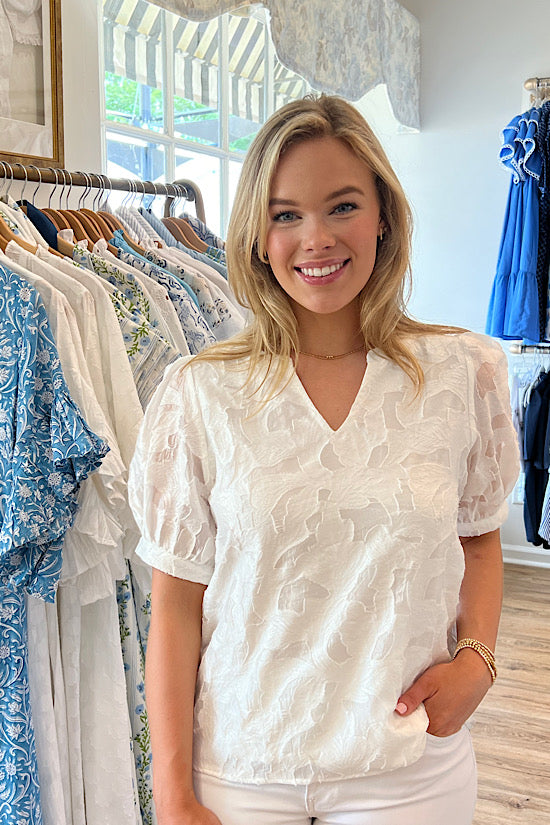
top-left (129, 95), bottom-right (519, 825)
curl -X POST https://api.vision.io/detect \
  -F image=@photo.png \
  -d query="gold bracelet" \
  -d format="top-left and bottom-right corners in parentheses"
top-left (453, 638), bottom-right (497, 683)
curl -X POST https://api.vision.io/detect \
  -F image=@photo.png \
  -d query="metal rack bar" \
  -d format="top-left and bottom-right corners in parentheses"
top-left (509, 343), bottom-right (550, 354)
top-left (524, 76), bottom-right (550, 106)
top-left (0, 162), bottom-right (206, 223)
top-left (524, 76), bottom-right (550, 92)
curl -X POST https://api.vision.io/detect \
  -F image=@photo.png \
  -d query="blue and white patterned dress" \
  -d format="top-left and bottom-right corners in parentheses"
top-left (0, 264), bottom-right (108, 825)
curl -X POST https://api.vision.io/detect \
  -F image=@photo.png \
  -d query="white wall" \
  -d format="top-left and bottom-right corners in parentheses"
top-left (61, 0), bottom-right (103, 171)
top-left (361, 0), bottom-right (549, 330)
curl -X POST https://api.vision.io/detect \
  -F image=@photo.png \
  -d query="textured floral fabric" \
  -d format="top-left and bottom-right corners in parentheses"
top-left (72, 244), bottom-right (181, 409)
top-left (0, 265), bottom-right (109, 596)
top-left (115, 238), bottom-right (243, 341)
top-left (181, 212), bottom-right (225, 250)
top-left (111, 230), bottom-right (223, 331)
top-left (117, 562), bottom-right (154, 825)
top-left (203, 245), bottom-right (226, 265)
top-left (148, 0), bottom-right (420, 129)
top-left (108, 235), bottom-right (217, 353)
top-left (159, 247), bottom-right (245, 327)
top-left (72, 244), bottom-right (173, 345)
top-left (1, 244), bottom-right (130, 604)
top-left (92, 239), bottom-right (190, 356)
top-left (129, 331), bottom-right (519, 784)
top-left (34, 247), bottom-right (143, 469)
top-left (137, 208), bottom-right (228, 279)
top-left (0, 265), bottom-right (108, 825)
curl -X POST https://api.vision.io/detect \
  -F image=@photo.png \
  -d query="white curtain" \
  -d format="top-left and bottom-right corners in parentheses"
top-left (145, 0), bottom-right (420, 130)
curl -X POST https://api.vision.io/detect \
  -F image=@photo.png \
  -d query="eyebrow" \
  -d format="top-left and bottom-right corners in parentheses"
top-left (269, 185), bottom-right (364, 207)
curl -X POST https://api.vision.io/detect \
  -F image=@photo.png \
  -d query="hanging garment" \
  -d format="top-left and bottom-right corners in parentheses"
top-left (116, 205), bottom-right (162, 250)
top-left (0, 248), bottom-right (143, 824)
top-left (536, 101), bottom-right (550, 339)
top-left (138, 208), bottom-right (229, 278)
top-left (72, 243), bottom-right (181, 409)
top-left (522, 369), bottom-right (550, 545)
top-left (1, 244), bottom-right (130, 597)
top-left (182, 211), bottom-right (225, 250)
top-left (111, 230), bottom-right (245, 337)
top-left (112, 231), bottom-right (226, 337)
top-left (19, 200), bottom-right (61, 250)
top-left (150, 245), bottom-right (246, 323)
top-left (486, 108), bottom-right (542, 342)
top-left (106, 234), bottom-right (217, 353)
top-left (0, 195), bottom-right (48, 248)
top-left (92, 238), bottom-right (190, 355)
top-left (33, 245), bottom-right (143, 468)
top-left (0, 264), bottom-right (108, 825)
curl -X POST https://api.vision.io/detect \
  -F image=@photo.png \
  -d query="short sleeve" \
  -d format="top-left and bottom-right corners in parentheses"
top-left (457, 335), bottom-right (520, 536)
top-left (128, 358), bottom-right (216, 584)
top-left (0, 268), bottom-right (109, 601)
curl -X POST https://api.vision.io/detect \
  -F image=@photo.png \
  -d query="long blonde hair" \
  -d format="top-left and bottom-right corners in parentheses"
top-left (189, 94), bottom-right (459, 399)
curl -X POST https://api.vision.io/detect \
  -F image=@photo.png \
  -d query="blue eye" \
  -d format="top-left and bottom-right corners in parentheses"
top-left (333, 202), bottom-right (358, 214)
top-left (272, 210), bottom-right (297, 223)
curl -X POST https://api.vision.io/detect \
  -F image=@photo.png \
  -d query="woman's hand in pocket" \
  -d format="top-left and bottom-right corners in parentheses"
top-left (394, 652), bottom-right (493, 737)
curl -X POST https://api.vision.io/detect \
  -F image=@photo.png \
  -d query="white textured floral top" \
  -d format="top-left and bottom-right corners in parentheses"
top-left (128, 331), bottom-right (520, 785)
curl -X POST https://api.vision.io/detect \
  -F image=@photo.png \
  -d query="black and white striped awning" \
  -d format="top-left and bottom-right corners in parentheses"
top-left (103, 0), bottom-right (308, 123)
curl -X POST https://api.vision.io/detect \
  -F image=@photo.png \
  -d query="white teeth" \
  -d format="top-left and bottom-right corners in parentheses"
top-left (300, 262), bottom-right (344, 277)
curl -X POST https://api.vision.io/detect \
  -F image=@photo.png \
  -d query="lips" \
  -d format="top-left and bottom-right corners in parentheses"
top-left (295, 259), bottom-right (350, 284)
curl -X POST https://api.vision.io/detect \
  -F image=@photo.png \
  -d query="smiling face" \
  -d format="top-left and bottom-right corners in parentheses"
top-left (265, 136), bottom-right (384, 326)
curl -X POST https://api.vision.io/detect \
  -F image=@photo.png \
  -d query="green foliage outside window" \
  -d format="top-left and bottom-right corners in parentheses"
top-left (104, 72), bottom-right (163, 127)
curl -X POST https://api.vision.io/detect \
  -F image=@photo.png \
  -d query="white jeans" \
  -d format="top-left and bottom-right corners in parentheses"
top-left (194, 727), bottom-right (477, 825)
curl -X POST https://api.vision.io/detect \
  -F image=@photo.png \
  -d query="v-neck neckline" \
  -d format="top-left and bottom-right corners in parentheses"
top-left (290, 349), bottom-right (377, 434)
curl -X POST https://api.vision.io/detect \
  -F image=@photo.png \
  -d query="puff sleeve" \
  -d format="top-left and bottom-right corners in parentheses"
top-left (128, 358), bottom-right (216, 584)
top-left (457, 335), bottom-right (520, 536)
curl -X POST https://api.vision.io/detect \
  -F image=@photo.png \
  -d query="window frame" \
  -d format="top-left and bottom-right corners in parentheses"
top-left (99, 8), bottom-right (278, 235)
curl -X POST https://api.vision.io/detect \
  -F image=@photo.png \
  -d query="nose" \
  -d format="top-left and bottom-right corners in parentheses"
top-left (300, 216), bottom-right (336, 251)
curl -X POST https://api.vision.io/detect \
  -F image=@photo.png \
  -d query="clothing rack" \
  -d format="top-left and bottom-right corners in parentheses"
top-left (509, 343), bottom-right (550, 354)
top-left (524, 76), bottom-right (550, 105)
top-left (0, 162), bottom-right (206, 223)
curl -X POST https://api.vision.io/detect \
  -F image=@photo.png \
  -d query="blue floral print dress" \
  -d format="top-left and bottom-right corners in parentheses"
top-left (0, 264), bottom-right (108, 825)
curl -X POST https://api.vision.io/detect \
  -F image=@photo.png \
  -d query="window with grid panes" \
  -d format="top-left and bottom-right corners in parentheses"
top-left (101, 1), bottom-right (312, 236)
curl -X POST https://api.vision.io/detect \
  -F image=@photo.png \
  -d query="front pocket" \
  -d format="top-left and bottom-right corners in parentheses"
top-left (425, 726), bottom-right (466, 746)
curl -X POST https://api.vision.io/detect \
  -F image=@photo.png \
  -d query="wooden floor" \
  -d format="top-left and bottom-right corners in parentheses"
top-left (471, 563), bottom-right (550, 824)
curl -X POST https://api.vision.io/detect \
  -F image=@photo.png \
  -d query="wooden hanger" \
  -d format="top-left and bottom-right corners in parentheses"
top-left (176, 216), bottom-right (209, 252)
top-left (57, 235), bottom-right (76, 257)
top-left (97, 209), bottom-right (147, 256)
top-left (162, 216), bottom-right (208, 252)
top-left (0, 213), bottom-right (38, 254)
top-left (19, 165), bottom-right (74, 258)
top-left (58, 209), bottom-right (89, 243)
top-left (162, 183), bottom-right (209, 252)
top-left (78, 175), bottom-right (145, 255)
top-left (42, 207), bottom-right (71, 230)
top-left (0, 162), bottom-right (37, 252)
top-left (75, 208), bottom-right (119, 255)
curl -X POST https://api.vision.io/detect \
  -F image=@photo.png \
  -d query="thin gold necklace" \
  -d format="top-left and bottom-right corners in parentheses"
top-left (298, 344), bottom-right (365, 360)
